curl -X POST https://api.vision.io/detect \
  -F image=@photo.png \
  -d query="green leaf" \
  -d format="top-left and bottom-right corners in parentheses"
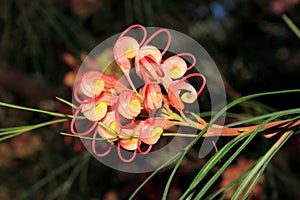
top-left (56, 97), bottom-right (77, 109)
top-left (226, 108), bottom-right (300, 127)
top-left (232, 129), bottom-right (294, 199)
top-left (163, 89), bottom-right (300, 200)
top-left (193, 113), bottom-right (297, 199)
top-left (0, 101), bottom-right (73, 118)
top-left (282, 14), bottom-right (300, 39)
top-left (0, 119), bottom-right (69, 141)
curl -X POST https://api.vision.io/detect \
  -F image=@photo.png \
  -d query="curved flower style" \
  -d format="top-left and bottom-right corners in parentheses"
top-left (135, 45), bottom-right (164, 83)
top-left (71, 24), bottom-right (208, 163)
top-left (140, 82), bottom-right (163, 114)
top-left (168, 73), bottom-right (206, 110)
top-left (168, 81), bottom-right (197, 111)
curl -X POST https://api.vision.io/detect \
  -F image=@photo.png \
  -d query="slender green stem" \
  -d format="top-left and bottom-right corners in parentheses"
top-left (0, 119), bottom-right (68, 137)
top-left (60, 132), bottom-right (117, 141)
top-left (56, 97), bottom-right (77, 109)
top-left (98, 121), bottom-right (120, 136)
top-left (0, 102), bottom-right (73, 118)
top-left (282, 14), bottom-right (300, 39)
top-left (162, 133), bottom-right (198, 138)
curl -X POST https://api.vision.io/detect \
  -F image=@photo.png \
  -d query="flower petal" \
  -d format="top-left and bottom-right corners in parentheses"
top-left (135, 45), bottom-right (163, 82)
top-left (79, 71), bottom-right (105, 98)
top-left (95, 92), bottom-right (117, 106)
top-left (117, 90), bottom-right (142, 119)
top-left (119, 127), bottom-right (140, 150)
top-left (82, 101), bottom-right (107, 121)
top-left (168, 80), bottom-right (197, 110)
top-left (140, 118), bottom-right (165, 145)
top-left (119, 138), bottom-right (139, 150)
top-left (113, 36), bottom-right (139, 72)
top-left (141, 82), bottom-right (163, 114)
top-left (163, 56), bottom-right (187, 79)
top-left (97, 111), bottom-right (119, 140)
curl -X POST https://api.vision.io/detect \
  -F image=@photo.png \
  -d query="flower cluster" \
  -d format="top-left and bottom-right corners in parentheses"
top-left (71, 24), bottom-right (206, 162)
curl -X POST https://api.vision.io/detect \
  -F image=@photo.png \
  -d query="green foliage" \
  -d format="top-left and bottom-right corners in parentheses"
top-left (128, 89), bottom-right (300, 199)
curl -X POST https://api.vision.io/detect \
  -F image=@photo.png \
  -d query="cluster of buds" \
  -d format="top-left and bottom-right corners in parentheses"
top-left (71, 24), bottom-right (206, 162)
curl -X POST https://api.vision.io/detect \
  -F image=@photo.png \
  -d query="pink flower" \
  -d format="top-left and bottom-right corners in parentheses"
top-left (115, 90), bottom-right (142, 128)
top-left (74, 71), bottom-right (120, 103)
top-left (81, 100), bottom-right (107, 121)
top-left (69, 24), bottom-right (208, 163)
top-left (135, 45), bottom-right (164, 83)
top-left (113, 36), bottom-right (140, 73)
top-left (119, 127), bottom-right (140, 151)
top-left (139, 117), bottom-right (165, 145)
top-left (163, 56), bottom-right (187, 79)
top-left (140, 82), bottom-right (163, 114)
top-left (168, 73), bottom-right (206, 110)
top-left (97, 111), bottom-right (119, 141)
top-left (79, 71), bottom-right (105, 98)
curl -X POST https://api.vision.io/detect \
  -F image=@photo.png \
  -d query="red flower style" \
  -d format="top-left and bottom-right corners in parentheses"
top-left (140, 82), bottom-right (163, 114)
top-left (135, 45), bottom-right (164, 83)
top-left (70, 24), bottom-right (207, 162)
top-left (168, 73), bottom-right (206, 111)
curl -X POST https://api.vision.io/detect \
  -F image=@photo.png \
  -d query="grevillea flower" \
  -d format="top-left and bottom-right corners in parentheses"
top-left (119, 127), bottom-right (140, 151)
top-left (168, 73), bottom-right (206, 110)
top-left (113, 24), bottom-right (147, 91)
top-left (115, 90), bottom-right (142, 128)
top-left (71, 71), bottom-right (121, 136)
top-left (117, 124), bottom-right (144, 162)
top-left (135, 45), bottom-right (164, 83)
top-left (74, 70), bottom-right (121, 103)
top-left (163, 56), bottom-right (187, 79)
top-left (139, 117), bottom-right (165, 145)
top-left (79, 71), bottom-right (105, 98)
top-left (168, 81), bottom-right (197, 110)
top-left (113, 36), bottom-right (140, 73)
top-left (140, 82), bottom-right (163, 114)
top-left (161, 53), bottom-right (196, 87)
top-left (70, 24), bottom-right (209, 163)
top-left (97, 111), bottom-right (119, 141)
top-left (91, 112), bottom-right (117, 158)
top-left (81, 100), bottom-right (107, 121)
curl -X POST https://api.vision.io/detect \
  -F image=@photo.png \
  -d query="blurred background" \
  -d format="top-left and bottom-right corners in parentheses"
top-left (0, 0), bottom-right (299, 199)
